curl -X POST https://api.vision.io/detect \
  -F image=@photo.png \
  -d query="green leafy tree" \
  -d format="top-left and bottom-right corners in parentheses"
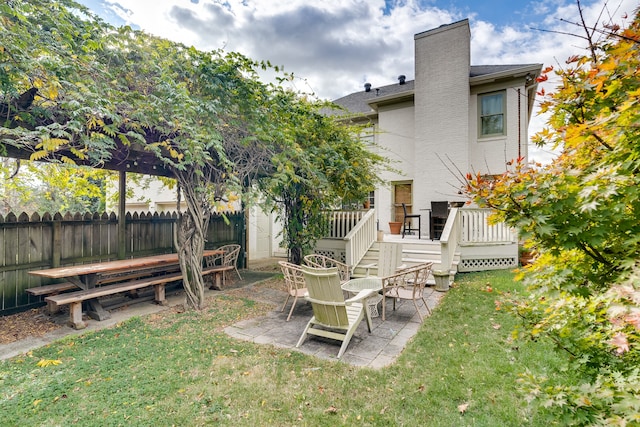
top-left (1, 0), bottom-right (386, 308)
top-left (0, 0), bottom-right (276, 309)
top-left (466, 5), bottom-right (640, 424)
top-left (260, 89), bottom-right (386, 264)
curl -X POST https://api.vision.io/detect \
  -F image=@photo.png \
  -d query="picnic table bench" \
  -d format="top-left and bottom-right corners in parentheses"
top-left (46, 272), bottom-right (184, 329)
top-left (29, 250), bottom-right (223, 329)
top-left (26, 282), bottom-right (79, 314)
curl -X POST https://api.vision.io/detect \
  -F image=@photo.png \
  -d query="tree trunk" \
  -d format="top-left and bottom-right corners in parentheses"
top-left (174, 172), bottom-right (210, 311)
top-left (284, 193), bottom-right (304, 265)
top-left (176, 209), bottom-right (208, 310)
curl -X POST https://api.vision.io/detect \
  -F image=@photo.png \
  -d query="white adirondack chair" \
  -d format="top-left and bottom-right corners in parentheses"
top-left (296, 266), bottom-right (376, 358)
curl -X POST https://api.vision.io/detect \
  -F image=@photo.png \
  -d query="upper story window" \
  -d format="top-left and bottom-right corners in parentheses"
top-left (479, 91), bottom-right (506, 137)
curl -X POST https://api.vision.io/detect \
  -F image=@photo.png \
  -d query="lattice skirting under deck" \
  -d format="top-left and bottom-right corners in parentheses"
top-left (458, 257), bottom-right (517, 272)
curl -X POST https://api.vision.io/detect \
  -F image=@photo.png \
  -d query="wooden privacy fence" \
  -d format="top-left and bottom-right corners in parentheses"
top-left (0, 210), bottom-right (245, 315)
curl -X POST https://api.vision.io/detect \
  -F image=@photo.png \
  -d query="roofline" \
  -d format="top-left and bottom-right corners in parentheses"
top-left (367, 89), bottom-right (415, 109)
top-left (470, 64), bottom-right (543, 86)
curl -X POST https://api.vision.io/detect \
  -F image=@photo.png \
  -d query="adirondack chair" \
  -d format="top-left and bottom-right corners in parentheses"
top-left (296, 266), bottom-right (377, 358)
top-left (362, 242), bottom-right (405, 277)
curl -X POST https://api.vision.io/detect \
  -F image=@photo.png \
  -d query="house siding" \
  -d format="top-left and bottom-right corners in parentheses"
top-left (376, 101), bottom-right (415, 224)
top-left (469, 83), bottom-right (529, 174)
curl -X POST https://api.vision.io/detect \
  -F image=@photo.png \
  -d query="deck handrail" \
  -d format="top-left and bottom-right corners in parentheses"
top-left (324, 210), bottom-right (368, 239)
top-left (343, 209), bottom-right (376, 267)
top-left (318, 208), bottom-right (514, 274)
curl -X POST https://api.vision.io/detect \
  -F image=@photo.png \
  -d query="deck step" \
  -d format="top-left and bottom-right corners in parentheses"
top-left (353, 240), bottom-right (460, 278)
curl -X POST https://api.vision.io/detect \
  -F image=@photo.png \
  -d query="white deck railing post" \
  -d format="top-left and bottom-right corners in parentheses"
top-left (439, 208), bottom-right (460, 273)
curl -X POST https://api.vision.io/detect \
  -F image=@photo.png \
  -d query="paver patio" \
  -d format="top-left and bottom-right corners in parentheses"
top-left (225, 279), bottom-right (444, 368)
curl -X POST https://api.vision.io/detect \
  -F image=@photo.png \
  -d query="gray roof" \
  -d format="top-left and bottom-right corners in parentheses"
top-left (330, 80), bottom-right (415, 115)
top-left (470, 64), bottom-right (536, 77)
top-left (330, 64), bottom-right (539, 116)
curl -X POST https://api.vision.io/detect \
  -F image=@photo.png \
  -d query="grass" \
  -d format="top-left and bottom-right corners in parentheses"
top-left (0, 270), bottom-right (565, 426)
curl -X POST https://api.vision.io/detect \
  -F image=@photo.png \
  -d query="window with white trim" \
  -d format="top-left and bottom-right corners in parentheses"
top-left (479, 91), bottom-right (505, 137)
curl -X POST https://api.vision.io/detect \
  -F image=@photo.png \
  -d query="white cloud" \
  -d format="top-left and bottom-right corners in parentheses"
top-left (98, 0), bottom-right (637, 164)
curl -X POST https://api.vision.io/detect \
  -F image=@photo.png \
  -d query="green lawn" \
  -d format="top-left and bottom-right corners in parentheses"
top-left (0, 270), bottom-right (564, 426)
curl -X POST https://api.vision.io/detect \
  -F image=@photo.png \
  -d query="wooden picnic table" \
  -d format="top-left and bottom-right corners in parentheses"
top-left (30, 251), bottom-right (219, 289)
top-left (29, 250), bottom-right (223, 328)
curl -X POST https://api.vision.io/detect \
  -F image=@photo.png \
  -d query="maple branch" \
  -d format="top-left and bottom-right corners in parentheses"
top-left (576, 0), bottom-right (599, 63)
top-left (576, 240), bottom-right (611, 266)
top-left (590, 132), bottom-right (613, 151)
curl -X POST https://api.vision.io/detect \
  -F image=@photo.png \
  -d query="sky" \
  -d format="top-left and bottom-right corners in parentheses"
top-left (75, 0), bottom-right (638, 163)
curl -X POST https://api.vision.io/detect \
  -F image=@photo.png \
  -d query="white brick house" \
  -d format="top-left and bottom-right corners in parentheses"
top-left (332, 19), bottom-right (541, 235)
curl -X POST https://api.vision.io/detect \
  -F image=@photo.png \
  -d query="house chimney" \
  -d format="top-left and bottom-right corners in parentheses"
top-left (398, 75), bottom-right (406, 85)
top-left (364, 82), bottom-right (372, 92)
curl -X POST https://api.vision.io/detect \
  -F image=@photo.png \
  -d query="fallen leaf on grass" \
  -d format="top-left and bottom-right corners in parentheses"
top-left (36, 359), bottom-right (62, 367)
top-left (458, 402), bottom-right (469, 414)
top-left (492, 323), bottom-right (501, 330)
top-left (324, 405), bottom-right (338, 414)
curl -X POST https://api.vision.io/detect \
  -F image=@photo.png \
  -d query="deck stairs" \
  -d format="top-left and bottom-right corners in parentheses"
top-left (351, 239), bottom-right (460, 283)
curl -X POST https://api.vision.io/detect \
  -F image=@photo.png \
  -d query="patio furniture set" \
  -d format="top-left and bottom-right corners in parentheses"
top-left (279, 252), bottom-right (435, 358)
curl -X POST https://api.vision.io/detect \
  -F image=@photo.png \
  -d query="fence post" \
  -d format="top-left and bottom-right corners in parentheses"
top-left (117, 171), bottom-right (126, 259)
top-left (52, 217), bottom-right (61, 268)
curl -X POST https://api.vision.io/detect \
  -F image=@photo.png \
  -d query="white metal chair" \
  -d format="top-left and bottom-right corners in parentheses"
top-left (303, 254), bottom-right (350, 283)
top-left (204, 244), bottom-right (242, 286)
top-left (219, 244), bottom-right (242, 281)
top-left (381, 262), bottom-right (434, 321)
top-left (278, 261), bottom-right (308, 321)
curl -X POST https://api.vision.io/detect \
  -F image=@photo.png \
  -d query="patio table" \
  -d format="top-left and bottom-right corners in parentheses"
top-left (341, 277), bottom-right (384, 318)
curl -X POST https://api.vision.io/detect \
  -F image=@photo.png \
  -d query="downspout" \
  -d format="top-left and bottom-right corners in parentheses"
top-left (517, 88), bottom-right (521, 159)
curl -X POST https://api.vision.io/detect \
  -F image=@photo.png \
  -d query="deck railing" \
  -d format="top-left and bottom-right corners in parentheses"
top-left (325, 210), bottom-right (369, 238)
top-left (458, 208), bottom-right (517, 244)
top-left (343, 209), bottom-right (376, 267)
top-left (318, 208), bottom-right (515, 274)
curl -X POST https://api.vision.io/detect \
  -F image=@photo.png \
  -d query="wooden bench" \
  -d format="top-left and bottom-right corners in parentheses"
top-left (202, 265), bottom-right (234, 290)
top-left (46, 272), bottom-right (184, 329)
top-left (26, 282), bottom-right (78, 297)
top-left (96, 264), bottom-right (182, 285)
top-left (26, 282), bottom-right (80, 314)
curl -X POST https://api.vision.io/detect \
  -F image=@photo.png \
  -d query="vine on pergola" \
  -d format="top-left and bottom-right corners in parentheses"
top-left (1, 0), bottom-right (387, 309)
